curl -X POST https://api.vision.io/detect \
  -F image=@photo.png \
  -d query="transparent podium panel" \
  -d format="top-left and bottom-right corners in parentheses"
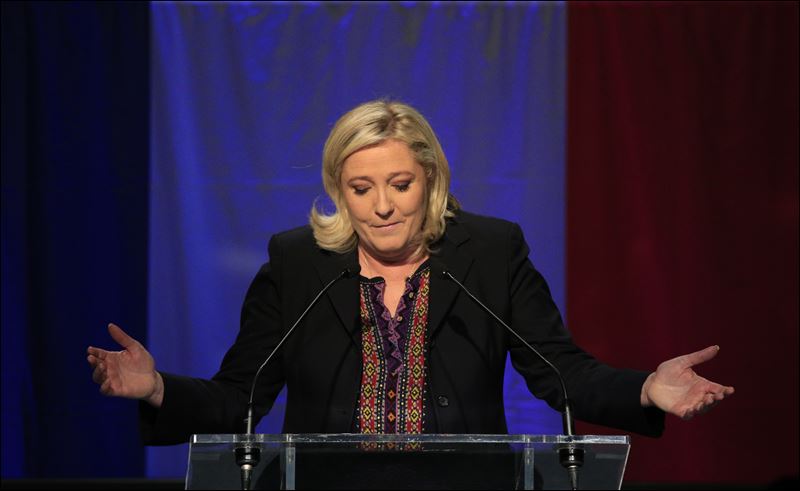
top-left (186, 434), bottom-right (629, 490)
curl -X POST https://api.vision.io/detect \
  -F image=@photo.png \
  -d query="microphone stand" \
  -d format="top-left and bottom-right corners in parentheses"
top-left (440, 269), bottom-right (584, 490)
top-left (235, 265), bottom-right (359, 491)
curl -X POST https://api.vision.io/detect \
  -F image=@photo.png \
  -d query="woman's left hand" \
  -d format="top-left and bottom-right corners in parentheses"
top-left (641, 345), bottom-right (735, 420)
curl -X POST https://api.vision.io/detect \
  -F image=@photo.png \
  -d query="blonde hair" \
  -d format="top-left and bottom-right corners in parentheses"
top-left (310, 100), bottom-right (459, 255)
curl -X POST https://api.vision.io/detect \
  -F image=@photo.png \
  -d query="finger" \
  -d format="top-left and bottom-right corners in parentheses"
top-left (108, 323), bottom-right (139, 350)
top-left (682, 345), bottom-right (720, 368)
top-left (87, 354), bottom-right (99, 368)
top-left (698, 401), bottom-right (718, 416)
top-left (690, 387), bottom-right (732, 412)
top-left (92, 363), bottom-right (106, 384)
top-left (100, 379), bottom-right (114, 396)
top-left (87, 347), bottom-right (107, 360)
top-left (675, 402), bottom-right (695, 420)
top-left (706, 383), bottom-right (735, 398)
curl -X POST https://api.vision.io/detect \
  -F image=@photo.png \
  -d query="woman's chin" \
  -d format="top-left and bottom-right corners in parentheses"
top-left (363, 242), bottom-right (415, 262)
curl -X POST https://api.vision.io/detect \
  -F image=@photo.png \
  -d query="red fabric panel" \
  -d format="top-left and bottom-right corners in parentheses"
top-left (567, 1), bottom-right (798, 485)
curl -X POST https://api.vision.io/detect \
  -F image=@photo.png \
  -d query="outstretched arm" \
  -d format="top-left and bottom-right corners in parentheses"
top-left (640, 345), bottom-right (734, 419)
top-left (87, 323), bottom-right (164, 407)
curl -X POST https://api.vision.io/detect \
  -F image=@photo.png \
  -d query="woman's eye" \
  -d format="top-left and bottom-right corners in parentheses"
top-left (393, 183), bottom-right (410, 192)
top-left (353, 187), bottom-right (369, 195)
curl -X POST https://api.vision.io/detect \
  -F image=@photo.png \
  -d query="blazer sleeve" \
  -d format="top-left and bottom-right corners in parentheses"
top-left (505, 222), bottom-right (665, 437)
top-left (139, 235), bottom-right (288, 445)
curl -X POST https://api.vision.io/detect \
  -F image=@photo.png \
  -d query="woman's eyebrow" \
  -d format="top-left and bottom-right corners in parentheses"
top-left (387, 171), bottom-right (414, 180)
top-left (346, 171), bottom-right (415, 184)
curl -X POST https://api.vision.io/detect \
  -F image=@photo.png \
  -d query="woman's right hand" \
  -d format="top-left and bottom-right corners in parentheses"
top-left (87, 323), bottom-right (164, 407)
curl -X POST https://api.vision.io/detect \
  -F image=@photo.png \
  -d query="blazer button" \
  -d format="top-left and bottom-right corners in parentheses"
top-left (437, 395), bottom-right (449, 407)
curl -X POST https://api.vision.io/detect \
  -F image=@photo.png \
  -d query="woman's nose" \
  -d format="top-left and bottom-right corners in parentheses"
top-left (374, 189), bottom-right (394, 218)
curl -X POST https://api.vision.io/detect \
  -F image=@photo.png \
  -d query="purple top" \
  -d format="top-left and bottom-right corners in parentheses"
top-left (356, 262), bottom-right (430, 433)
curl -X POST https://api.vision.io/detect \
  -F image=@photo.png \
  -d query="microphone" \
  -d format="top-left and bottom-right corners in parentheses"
top-left (435, 261), bottom-right (584, 491)
top-left (235, 263), bottom-right (360, 491)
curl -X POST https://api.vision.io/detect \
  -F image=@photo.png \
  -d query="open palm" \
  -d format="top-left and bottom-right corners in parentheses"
top-left (643, 345), bottom-right (734, 420)
top-left (87, 323), bottom-right (159, 401)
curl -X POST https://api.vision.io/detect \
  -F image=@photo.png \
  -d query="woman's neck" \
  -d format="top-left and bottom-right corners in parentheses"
top-left (357, 246), bottom-right (428, 281)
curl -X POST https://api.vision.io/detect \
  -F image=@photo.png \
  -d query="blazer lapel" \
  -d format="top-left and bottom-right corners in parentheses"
top-left (428, 219), bottom-right (473, 342)
top-left (310, 248), bottom-right (361, 346)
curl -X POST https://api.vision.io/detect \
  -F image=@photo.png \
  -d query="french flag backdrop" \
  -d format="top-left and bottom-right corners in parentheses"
top-left (1, 1), bottom-right (797, 486)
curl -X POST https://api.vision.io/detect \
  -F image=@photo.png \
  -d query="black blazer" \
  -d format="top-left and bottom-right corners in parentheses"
top-left (141, 211), bottom-right (663, 444)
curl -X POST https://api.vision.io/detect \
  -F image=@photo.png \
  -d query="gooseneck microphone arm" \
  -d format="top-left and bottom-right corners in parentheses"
top-left (438, 266), bottom-right (584, 490)
top-left (236, 264), bottom-right (360, 491)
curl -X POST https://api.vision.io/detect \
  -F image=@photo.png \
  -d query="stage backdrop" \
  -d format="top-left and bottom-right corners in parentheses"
top-left (147, 1), bottom-right (566, 477)
top-left (1, 1), bottom-right (797, 486)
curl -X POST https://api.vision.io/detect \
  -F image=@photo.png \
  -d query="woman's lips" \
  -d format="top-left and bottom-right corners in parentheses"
top-left (372, 222), bottom-right (402, 231)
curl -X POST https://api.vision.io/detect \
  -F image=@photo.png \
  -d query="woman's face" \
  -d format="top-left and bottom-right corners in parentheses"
top-left (340, 139), bottom-right (428, 263)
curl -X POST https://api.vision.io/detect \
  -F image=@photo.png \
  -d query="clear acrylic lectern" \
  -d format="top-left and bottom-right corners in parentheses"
top-left (185, 434), bottom-right (629, 490)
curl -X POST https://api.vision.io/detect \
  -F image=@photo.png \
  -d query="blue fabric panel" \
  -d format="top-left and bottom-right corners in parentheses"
top-left (149, 1), bottom-right (565, 477)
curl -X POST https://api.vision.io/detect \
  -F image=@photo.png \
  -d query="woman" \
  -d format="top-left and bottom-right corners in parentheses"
top-left (87, 100), bottom-right (733, 444)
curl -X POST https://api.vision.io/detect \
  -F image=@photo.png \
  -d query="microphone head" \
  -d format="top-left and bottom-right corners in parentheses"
top-left (428, 257), bottom-right (449, 277)
top-left (345, 264), bottom-right (362, 277)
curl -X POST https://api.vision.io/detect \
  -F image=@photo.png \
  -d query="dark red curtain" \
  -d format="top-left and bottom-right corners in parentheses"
top-left (567, 1), bottom-right (798, 485)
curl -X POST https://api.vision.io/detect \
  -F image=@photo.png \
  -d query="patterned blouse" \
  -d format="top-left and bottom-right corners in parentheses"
top-left (356, 262), bottom-right (431, 434)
